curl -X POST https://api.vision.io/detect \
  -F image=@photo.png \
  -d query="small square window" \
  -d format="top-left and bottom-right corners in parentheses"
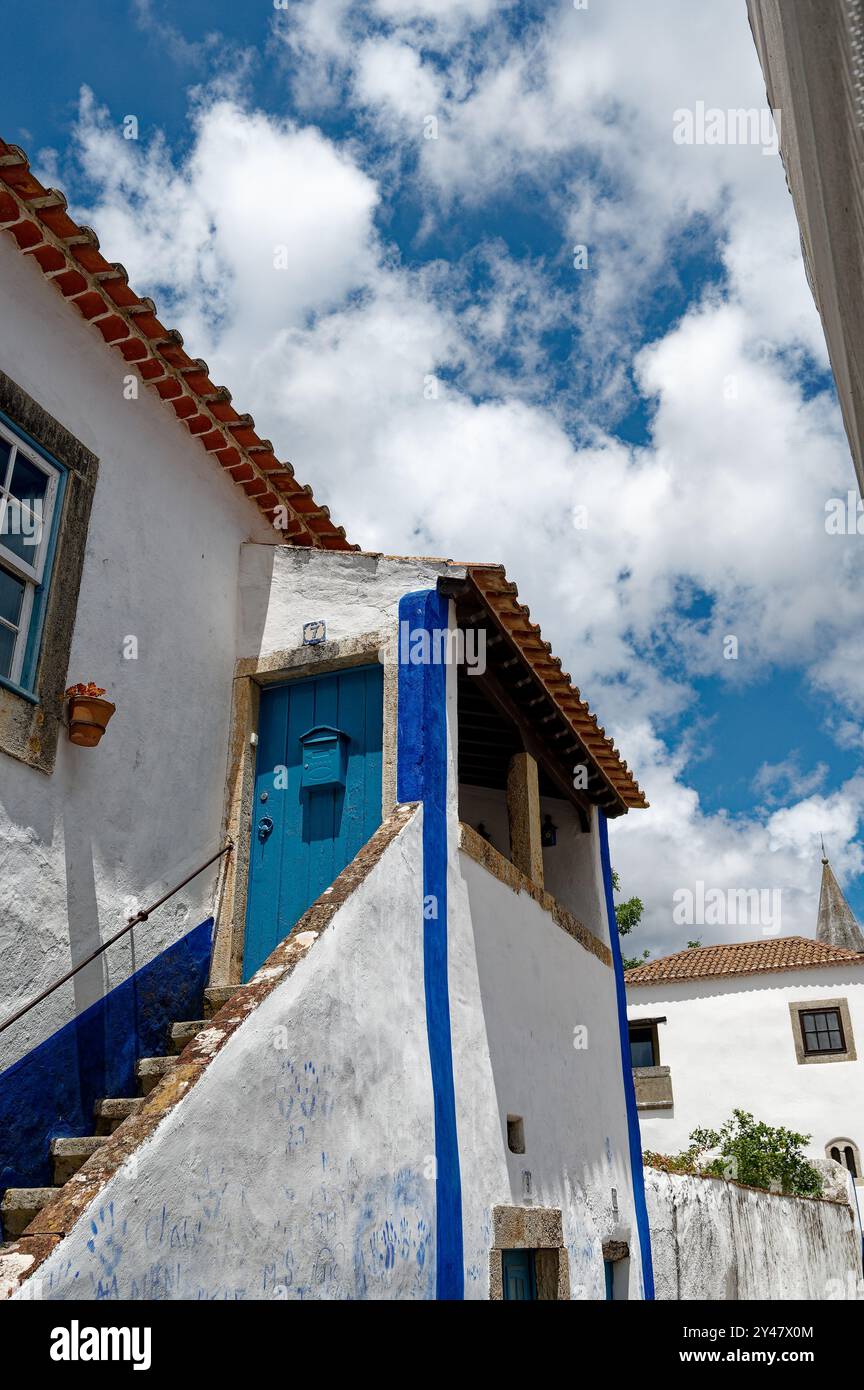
top-left (790, 999), bottom-right (856, 1065)
top-left (629, 1023), bottom-right (657, 1068)
top-left (801, 1008), bottom-right (845, 1055)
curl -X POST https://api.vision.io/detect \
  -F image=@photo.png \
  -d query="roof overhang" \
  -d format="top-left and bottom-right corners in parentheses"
top-left (0, 138), bottom-right (353, 550)
top-left (439, 563), bottom-right (648, 817)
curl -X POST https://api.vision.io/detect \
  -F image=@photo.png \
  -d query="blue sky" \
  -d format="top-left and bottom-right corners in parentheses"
top-left (4, 0), bottom-right (863, 950)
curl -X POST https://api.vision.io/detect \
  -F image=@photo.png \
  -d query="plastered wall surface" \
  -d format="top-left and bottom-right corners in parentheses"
top-left (540, 794), bottom-right (610, 941)
top-left (238, 544), bottom-right (463, 659)
top-left (629, 967), bottom-right (864, 1158)
top-left (26, 812), bottom-right (438, 1300)
top-left (646, 1168), bottom-right (862, 1300)
top-left (458, 785), bottom-right (509, 854)
top-left (0, 237), bottom-right (276, 1070)
top-left (16, 585), bottom-right (647, 1300)
top-left (451, 853), bottom-right (643, 1297)
top-left (22, 803), bottom-right (644, 1301)
top-left (0, 536), bottom-right (650, 1295)
top-left (442, 641), bottom-right (643, 1298)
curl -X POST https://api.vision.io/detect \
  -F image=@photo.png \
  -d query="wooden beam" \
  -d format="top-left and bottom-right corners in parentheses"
top-left (507, 751), bottom-right (544, 887)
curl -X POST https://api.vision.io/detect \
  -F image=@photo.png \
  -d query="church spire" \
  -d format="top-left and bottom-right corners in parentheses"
top-left (817, 847), bottom-right (864, 952)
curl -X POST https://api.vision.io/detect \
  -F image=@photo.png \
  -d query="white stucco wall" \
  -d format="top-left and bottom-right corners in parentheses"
top-left (26, 811), bottom-right (438, 1300)
top-left (458, 785), bottom-right (509, 853)
top-left (0, 236), bottom-right (277, 1070)
top-left (540, 795), bottom-right (610, 942)
top-left (238, 543), bottom-right (463, 659)
top-left (628, 967), bottom-right (864, 1162)
top-left (16, 585), bottom-right (646, 1300)
top-left (646, 1168), bottom-right (862, 1300)
top-left (442, 633), bottom-right (643, 1298)
top-left (451, 855), bottom-right (643, 1296)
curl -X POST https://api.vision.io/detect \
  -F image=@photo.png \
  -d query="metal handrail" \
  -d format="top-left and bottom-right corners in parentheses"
top-left (0, 841), bottom-right (233, 1037)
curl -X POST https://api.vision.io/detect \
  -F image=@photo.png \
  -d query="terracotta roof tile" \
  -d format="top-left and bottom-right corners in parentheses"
top-left (625, 935), bottom-right (864, 985)
top-left (0, 139), bottom-right (354, 551)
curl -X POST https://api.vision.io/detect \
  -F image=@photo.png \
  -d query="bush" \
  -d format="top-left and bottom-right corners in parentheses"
top-left (644, 1109), bottom-right (823, 1197)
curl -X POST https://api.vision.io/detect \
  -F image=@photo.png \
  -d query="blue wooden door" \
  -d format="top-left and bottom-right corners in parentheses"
top-left (243, 665), bottom-right (383, 980)
top-left (502, 1249), bottom-right (537, 1301)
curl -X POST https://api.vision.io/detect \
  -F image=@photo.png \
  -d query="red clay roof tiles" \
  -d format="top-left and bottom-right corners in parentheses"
top-left (625, 935), bottom-right (864, 984)
top-left (0, 138), bottom-right (354, 550)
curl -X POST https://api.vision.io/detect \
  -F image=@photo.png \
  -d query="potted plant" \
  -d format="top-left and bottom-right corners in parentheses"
top-left (65, 683), bottom-right (116, 747)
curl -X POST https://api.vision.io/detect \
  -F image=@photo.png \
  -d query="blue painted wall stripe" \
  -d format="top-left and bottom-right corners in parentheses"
top-left (598, 811), bottom-right (655, 1299)
top-left (0, 918), bottom-right (213, 1220)
top-left (397, 588), bottom-right (464, 1300)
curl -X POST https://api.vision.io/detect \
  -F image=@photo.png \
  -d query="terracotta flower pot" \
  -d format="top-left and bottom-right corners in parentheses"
top-left (68, 695), bottom-right (116, 747)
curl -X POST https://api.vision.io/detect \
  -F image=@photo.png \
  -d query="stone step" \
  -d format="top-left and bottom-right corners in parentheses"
top-left (51, 1135), bottom-right (110, 1185)
top-left (94, 1096), bottom-right (145, 1135)
top-left (204, 984), bottom-right (251, 1018)
top-left (169, 1020), bottom-right (207, 1054)
top-left (1, 1186), bottom-right (55, 1241)
top-left (136, 1055), bottom-right (178, 1095)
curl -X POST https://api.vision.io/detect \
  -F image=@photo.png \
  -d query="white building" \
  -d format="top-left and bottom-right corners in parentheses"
top-left (747, 0), bottom-right (864, 489)
top-left (0, 139), bottom-right (653, 1300)
top-left (626, 856), bottom-right (864, 1182)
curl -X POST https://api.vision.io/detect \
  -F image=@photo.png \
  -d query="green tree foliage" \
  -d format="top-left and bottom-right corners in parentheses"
top-left (612, 869), bottom-right (648, 970)
top-left (644, 1109), bottom-right (823, 1197)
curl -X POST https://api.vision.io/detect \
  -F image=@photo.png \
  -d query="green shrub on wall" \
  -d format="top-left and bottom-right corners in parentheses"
top-left (644, 1108), bottom-right (823, 1197)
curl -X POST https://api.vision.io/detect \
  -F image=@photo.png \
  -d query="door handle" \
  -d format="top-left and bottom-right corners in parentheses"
top-left (257, 815), bottom-right (274, 843)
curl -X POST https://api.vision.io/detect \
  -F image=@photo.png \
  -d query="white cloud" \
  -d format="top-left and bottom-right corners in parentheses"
top-left (56, 0), bottom-right (864, 958)
top-left (354, 39), bottom-right (443, 127)
top-left (753, 756), bottom-right (829, 806)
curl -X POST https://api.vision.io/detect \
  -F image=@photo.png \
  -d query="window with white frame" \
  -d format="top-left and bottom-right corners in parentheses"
top-left (0, 418), bottom-right (63, 690)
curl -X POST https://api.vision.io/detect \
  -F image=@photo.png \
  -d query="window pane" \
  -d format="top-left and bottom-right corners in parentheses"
top-left (10, 453), bottom-right (49, 508)
top-left (803, 1014), bottom-right (818, 1033)
top-left (0, 437), bottom-right (11, 489)
top-left (0, 498), bottom-right (43, 561)
top-left (0, 564), bottom-right (24, 627)
top-left (630, 1036), bottom-right (655, 1068)
top-left (0, 622), bottom-right (15, 678)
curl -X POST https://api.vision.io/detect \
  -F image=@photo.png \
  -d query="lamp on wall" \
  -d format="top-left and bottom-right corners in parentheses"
top-left (541, 814), bottom-right (558, 847)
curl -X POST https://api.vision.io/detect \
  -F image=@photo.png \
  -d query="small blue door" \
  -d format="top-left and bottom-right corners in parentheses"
top-left (243, 665), bottom-right (383, 980)
top-left (502, 1249), bottom-right (537, 1301)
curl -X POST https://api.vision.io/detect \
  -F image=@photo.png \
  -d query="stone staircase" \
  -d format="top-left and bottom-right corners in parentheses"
top-left (0, 985), bottom-right (246, 1244)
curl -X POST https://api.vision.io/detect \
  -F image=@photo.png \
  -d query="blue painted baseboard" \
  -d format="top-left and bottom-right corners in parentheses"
top-left (0, 918), bottom-right (213, 1214)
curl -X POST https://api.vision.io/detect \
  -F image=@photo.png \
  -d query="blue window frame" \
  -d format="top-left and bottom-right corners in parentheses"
top-left (0, 410), bottom-right (66, 699)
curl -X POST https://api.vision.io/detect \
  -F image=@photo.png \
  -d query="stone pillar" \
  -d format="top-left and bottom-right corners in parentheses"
top-left (507, 751), bottom-right (544, 887)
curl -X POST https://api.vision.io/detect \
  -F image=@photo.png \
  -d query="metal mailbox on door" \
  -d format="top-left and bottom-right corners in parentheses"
top-left (299, 725), bottom-right (349, 790)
